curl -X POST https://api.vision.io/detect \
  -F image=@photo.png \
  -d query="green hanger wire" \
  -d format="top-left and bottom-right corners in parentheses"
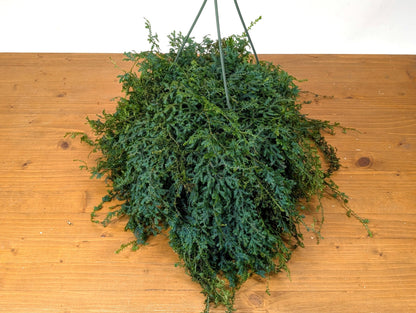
top-left (174, 0), bottom-right (259, 110)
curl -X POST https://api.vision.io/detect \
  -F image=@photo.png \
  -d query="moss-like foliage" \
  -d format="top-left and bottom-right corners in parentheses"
top-left (68, 25), bottom-right (370, 312)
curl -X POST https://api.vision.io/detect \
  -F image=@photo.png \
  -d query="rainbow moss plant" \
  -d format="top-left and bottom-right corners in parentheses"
top-left (68, 24), bottom-right (371, 313)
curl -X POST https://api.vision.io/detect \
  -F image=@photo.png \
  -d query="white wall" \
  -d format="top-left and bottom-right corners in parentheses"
top-left (1, 0), bottom-right (415, 54)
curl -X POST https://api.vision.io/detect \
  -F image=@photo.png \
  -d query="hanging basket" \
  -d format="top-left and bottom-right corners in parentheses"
top-left (67, 1), bottom-right (371, 312)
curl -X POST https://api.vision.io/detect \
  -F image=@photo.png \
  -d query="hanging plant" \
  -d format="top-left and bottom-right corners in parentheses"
top-left (67, 15), bottom-right (371, 313)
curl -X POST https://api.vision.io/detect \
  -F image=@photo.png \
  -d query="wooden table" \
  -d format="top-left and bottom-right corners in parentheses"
top-left (0, 53), bottom-right (415, 313)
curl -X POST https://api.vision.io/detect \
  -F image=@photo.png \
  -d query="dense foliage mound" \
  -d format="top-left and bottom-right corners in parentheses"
top-left (69, 27), bottom-right (370, 312)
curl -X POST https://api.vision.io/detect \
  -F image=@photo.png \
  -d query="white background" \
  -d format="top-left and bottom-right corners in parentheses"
top-left (1, 0), bottom-right (415, 54)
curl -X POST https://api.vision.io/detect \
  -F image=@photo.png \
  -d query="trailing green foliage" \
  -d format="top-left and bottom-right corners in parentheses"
top-left (68, 24), bottom-right (371, 313)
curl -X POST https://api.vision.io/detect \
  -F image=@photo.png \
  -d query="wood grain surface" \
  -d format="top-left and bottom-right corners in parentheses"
top-left (0, 53), bottom-right (415, 313)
